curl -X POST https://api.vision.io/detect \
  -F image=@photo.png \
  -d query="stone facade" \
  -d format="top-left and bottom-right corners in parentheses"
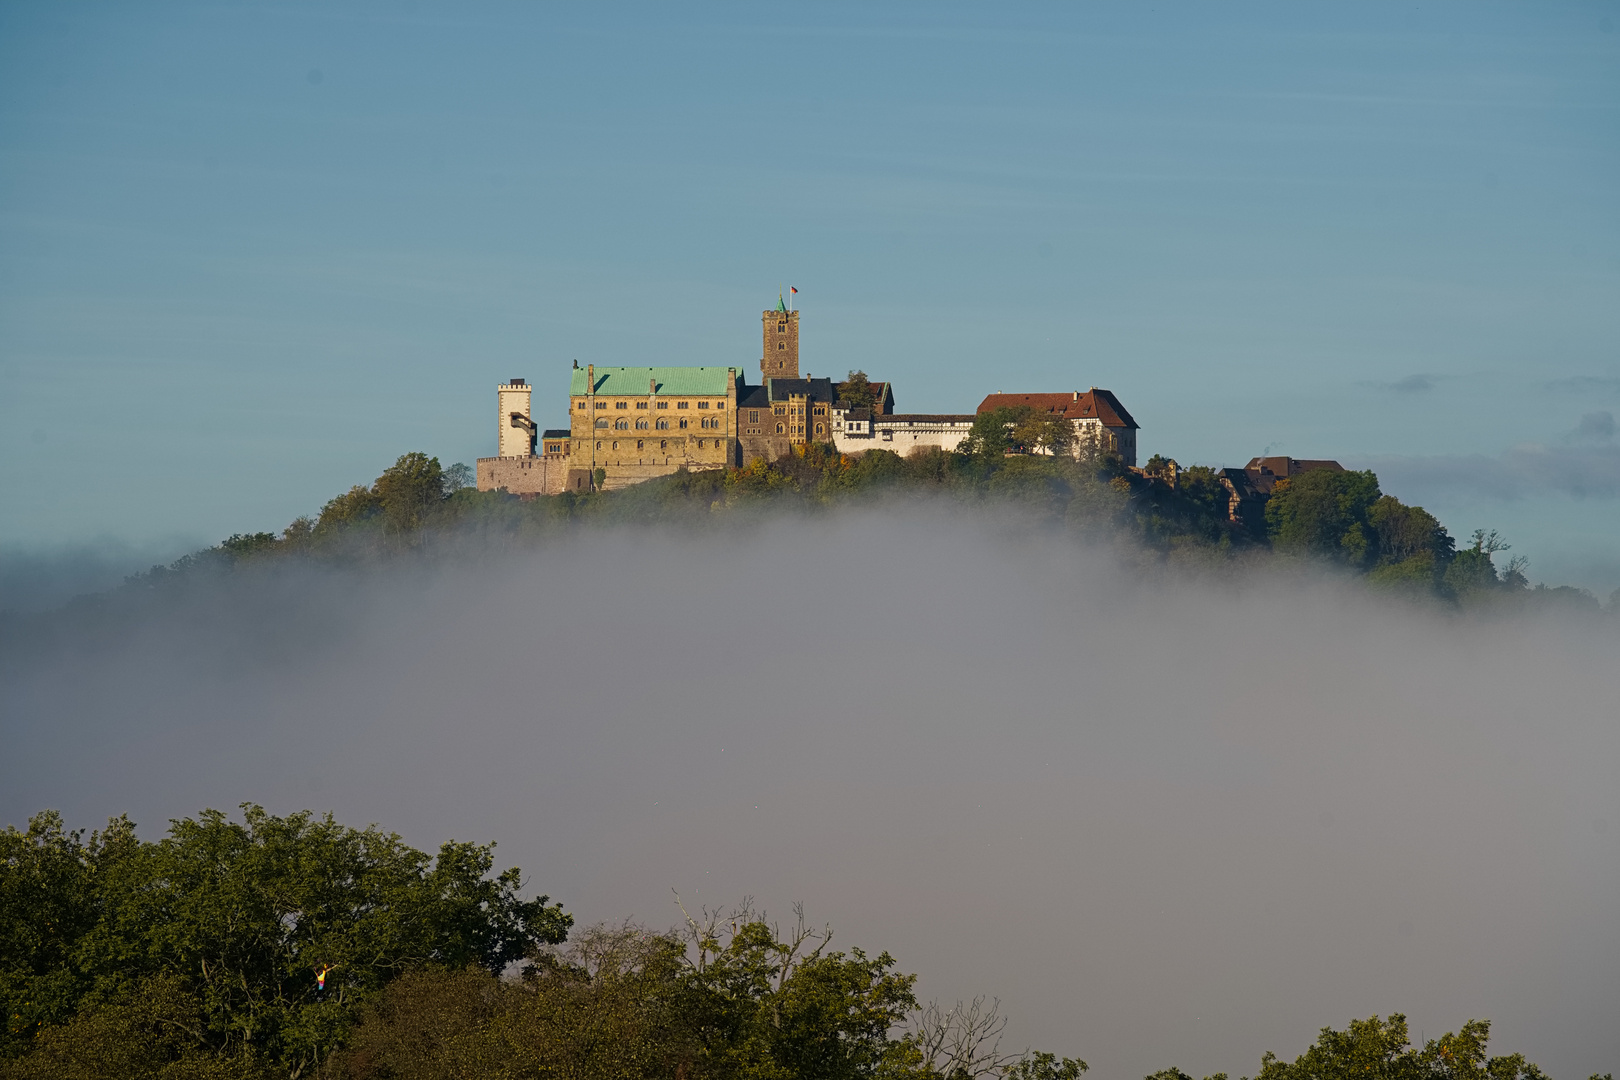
top-left (763, 301), bottom-right (799, 380)
top-left (568, 364), bottom-right (740, 488)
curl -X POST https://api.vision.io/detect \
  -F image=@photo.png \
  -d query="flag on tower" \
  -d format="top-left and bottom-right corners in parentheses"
top-left (790, 287), bottom-right (797, 293)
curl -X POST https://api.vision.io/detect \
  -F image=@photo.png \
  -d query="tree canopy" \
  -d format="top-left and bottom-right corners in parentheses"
top-left (0, 806), bottom-right (568, 1077)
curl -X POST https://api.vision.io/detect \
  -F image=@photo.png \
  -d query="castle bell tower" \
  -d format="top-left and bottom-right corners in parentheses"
top-left (762, 295), bottom-right (799, 380)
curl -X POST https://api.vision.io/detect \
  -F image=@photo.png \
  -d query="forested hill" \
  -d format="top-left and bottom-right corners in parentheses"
top-left (115, 442), bottom-right (1612, 615)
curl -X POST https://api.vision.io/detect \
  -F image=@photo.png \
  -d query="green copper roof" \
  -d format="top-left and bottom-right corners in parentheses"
top-left (570, 366), bottom-right (736, 397)
top-left (775, 294), bottom-right (788, 313)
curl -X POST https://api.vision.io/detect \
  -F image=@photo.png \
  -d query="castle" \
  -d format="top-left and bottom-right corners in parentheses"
top-left (475, 296), bottom-right (1140, 496)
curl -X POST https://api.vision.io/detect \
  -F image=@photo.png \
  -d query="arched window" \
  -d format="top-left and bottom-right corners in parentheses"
top-left (656, 419), bottom-right (668, 430)
top-left (612, 441), bottom-right (619, 450)
top-left (775, 423), bottom-right (784, 434)
top-left (816, 423), bottom-right (824, 435)
top-left (595, 418), bottom-right (608, 429)
top-left (778, 342), bottom-right (786, 350)
top-left (660, 440), bottom-right (667, 449)
top-left (595, 441), bottom-right (602, 450)
top-left (636, 440), bottom-right (644, 450)
top-left (636, 419), bottom-right (648, 430)
top-left (615, 419), bottom-right (628, 430)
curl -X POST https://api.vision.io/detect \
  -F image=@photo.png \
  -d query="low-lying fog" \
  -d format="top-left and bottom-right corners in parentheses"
top-left (3, 510), bottom-right (1616, 1078)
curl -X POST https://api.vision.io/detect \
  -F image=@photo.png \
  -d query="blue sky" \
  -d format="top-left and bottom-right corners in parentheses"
top-left (2, 2), bottom-right (1618, 587)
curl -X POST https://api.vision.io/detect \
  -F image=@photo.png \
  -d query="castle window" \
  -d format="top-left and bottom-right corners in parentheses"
top-left (660, 440), bottom-right (667, 449)
top-left (778, 322), bottom-right (786, 332)
top-left (636, 419), bottom-right (648, 430)
top-left (677, 401), bottom-right (689, 409)
top-left (595, 419), bottom-right (608, 429)
top-left (615, 401), bottom-right (627, 409)
top-left (716, 401), bottom-right (725, 409)
top-left (596, 441), bottom-right (602, 450)
top-left (679, 418), bottom-right (688, 429)
top-left (636, 401), bottom-right (648, 410)
top-left (615, 419), bottom-right (628, 430)
top-left (774, 405), bottom-right (785, 415)
top-left (776, 423), bottom-right (784, 434)
top-left (594, 401), bottom-right (606, 409)
top-left (657, 401), bottom-right (668, 409)
top-left (816, 423), bottom-right (824, 435)
top-left (612, 441), bottom-right (619, 449)
top-left (656, 419), bottom-right (668, 430)
top-left (750, 410), bottom-right (759, 422)
top-left (697, 401), bottom-right (708, 409)
top-left (577, 401), bottom-right (586, 410)
top-left (637, 440), bottom-right (643, 450)
top-left (778, 343), bottom-right (785, 350)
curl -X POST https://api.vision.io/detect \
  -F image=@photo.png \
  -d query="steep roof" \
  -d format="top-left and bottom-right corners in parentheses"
top-left (775, 294), bottom-right (788, 313)
top-left (570, 366), bottom-right (736, 396)
top-left (765, 377), bottom-right (836, 403)
top-left (736, 383), bottom-right (772, 408)
top-left (975, 389), bottom-right (1139, 429)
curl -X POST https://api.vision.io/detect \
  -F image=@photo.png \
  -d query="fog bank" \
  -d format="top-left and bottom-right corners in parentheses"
top-left (3, 510), bottom-right (1616, 1078)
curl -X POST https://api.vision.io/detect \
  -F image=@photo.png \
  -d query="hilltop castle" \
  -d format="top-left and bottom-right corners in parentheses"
top-left (476, 296), bottom-right (1138, 495)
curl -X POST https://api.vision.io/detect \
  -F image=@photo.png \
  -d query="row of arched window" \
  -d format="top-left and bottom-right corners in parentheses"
top-left (596, 417), bottom-right (717, 431)
top-left (595, 439), bottom-right (720, 452)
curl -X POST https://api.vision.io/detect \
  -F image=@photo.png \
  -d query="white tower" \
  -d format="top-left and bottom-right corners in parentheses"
top-left (498, 379), bottom-right (535, 457)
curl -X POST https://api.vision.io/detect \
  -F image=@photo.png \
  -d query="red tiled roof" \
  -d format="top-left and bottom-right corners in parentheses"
top-left (975, 389), bottom-right (1138, 429)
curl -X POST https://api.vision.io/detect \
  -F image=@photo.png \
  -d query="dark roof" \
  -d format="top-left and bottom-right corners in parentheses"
top-left (975, 389), bottom-right (1138, 429)
top-left (736, 383), bottom-right (771, 408)
top-left (766, 377), bottom-right (836, 403)
top-left (1086, 389), bottom-right (1138, 429)
top-left (541, 429), bottom-right (570, 439)
top-left (1244, 456), bottom-right (1345, 478)
top-left (843, 407), bottom-right (872, 421)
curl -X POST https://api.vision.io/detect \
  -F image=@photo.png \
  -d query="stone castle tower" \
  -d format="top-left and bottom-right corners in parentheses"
top-left (762, 296), bottom-right (799, 380)
top-left (497, 378), bottom-right (535, 457)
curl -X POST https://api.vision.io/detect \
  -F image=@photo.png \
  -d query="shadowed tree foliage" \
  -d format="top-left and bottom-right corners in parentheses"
top-left (1251, 1014), bottom-right (1549, 1080)
top-left (373, 453), bottom-right (445, 533)
top-left (1, 807), bottom-right (569, 1078)
top-left (1264, 469), bottom-right (1383, 565)
top-left (838, 370), bottom-right (877, 412)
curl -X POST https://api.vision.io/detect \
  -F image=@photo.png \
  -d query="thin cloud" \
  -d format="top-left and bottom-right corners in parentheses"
top-left (1358, 374), bottom-right (1435, 393)
top-left (1542, 375), bottom-right (1620, 397)
top-left (1573, 411), bottom-right (1615, 443)
top-left (1361, 443), bottom-right (1620, 501)
top-left (1386, 374), bottom-right (1434, 393)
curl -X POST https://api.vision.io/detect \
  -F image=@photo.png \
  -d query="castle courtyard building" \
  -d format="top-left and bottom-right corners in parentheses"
top-left (570, 364), bottom-right (740, 489)
top-left (975, 389), bottom-right (1139, 466)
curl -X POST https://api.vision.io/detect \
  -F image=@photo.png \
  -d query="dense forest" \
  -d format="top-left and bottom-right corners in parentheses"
top-left (119, 419), bottom-right (1613, 614)
top-left (1, 806), bottom-right (1589, 1080)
